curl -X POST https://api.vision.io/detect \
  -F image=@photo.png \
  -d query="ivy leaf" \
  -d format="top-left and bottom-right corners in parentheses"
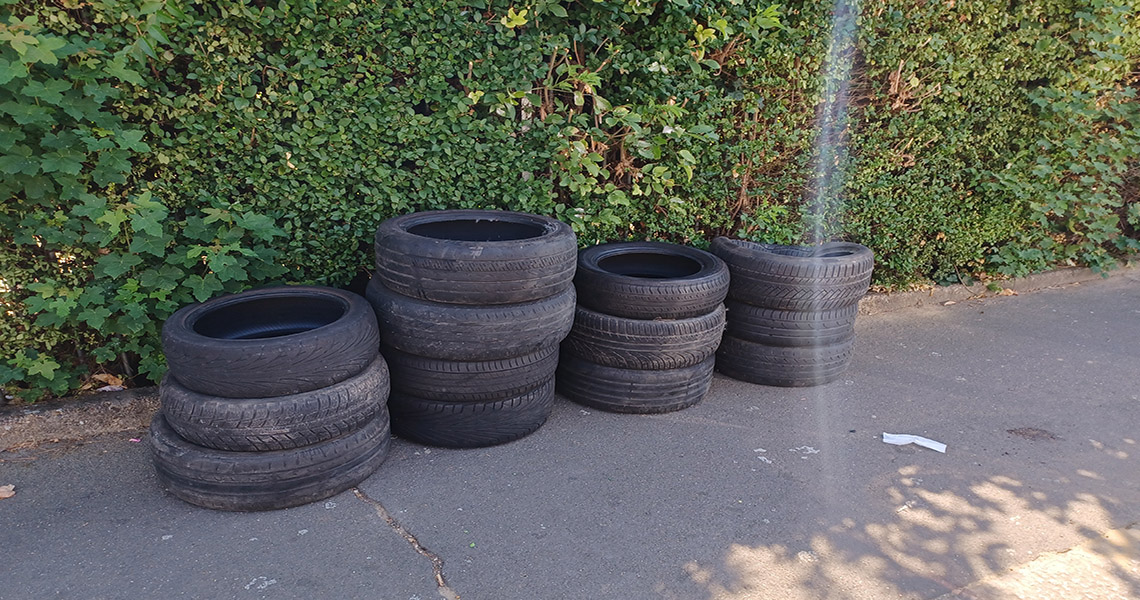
top-left (0, 58), bottom-right (30, 85)
top-left (26, 282), bottom-right (56, 296)
top-left (103, 53), bottom-right (144, 85)
top-left (23, 175), bottom-right (53, 199)
top-left (95, 253), bottom-right (143, 278)
top-left (0, 101), bottom-right (52, 126)
top-left (26, 357), bottom-right (61, 381)
top-left (500, 7), bottom-right (528, 28)
top-left (234, 212), bottom-right (285, 241)
top-left (79, 306), bottom-right (113, 329)
top-left (40, 149), bottom-right (86, 175)
top-left (20, 79), bottom-right (71, 106)
top-left (138, 265), bottom-right (182, 293)
top-left (131, 206), bottom-right (168, 238)
top-left (0, 153), bottom-right (40, 175)
top-left (202, 207), bottom-right (231, 224)
top-left (129, 229), bottom-right (171, 257)
top-left (95, 207), bottom-right (130, 238)
top-left (20, 36), bottom-right (67, 65)
top-left (116, 129), bottom-right (150, 153)
top-left (207, 252), bottom-right (247, 282)
top-left (184, 273), bottom-right (224, 302)
top-left (92, 150), bottom-right (131, 186)
top-left (0, 363), bottom-right (24, 385)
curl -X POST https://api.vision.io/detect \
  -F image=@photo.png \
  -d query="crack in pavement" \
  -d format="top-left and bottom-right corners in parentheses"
top-left (353, 488), bottom-right (460, 600)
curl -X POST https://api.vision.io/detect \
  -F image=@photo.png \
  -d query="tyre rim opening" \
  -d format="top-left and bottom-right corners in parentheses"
top-left (598, 252), bottom-right (703, 279)
top-left (192, 296), bottom-right (348, 340)
top-left (407, 219), bottom-right (546, 242)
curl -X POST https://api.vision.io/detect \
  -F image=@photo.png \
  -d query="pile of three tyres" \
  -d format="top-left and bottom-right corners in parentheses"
top-left (151, 286), bottom-right (391, 511)
top-left (710, 238), bottom-right (874, 386)
top-left (367, 210), bottom-right (577, 448)
top-left (556, 242), bottom-right (729, 413)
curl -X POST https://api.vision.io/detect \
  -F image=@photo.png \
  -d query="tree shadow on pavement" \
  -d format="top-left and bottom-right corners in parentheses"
top-left (669, 417), bottom-right (1140, 599)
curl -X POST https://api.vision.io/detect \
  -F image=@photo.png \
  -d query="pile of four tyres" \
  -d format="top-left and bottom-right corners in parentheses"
top-left (151, 286), bottom-right (392, 511)
top-left (710, 238), bottom-right (875, 386)
top-left (366, 210), bottom-right (578, 448)
top-left (556, 242), bottom-right (730, 413)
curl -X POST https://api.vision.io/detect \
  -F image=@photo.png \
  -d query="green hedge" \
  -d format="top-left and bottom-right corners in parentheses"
top-left (2, 0), bottom-right (1137, 401)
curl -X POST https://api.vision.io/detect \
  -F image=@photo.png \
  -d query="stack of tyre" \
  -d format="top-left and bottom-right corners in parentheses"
top-left (367, 210), bottom-right (577, 448)
top-left (710, 238), bottom-right (874, 386)
top-left (151, 286), bottom-right (392, 511)
top-left (556, 242), bottom-right (729, 413)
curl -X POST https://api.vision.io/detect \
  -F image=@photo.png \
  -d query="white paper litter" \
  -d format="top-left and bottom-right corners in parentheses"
top-left (882, 432), bottom-right (947, 453)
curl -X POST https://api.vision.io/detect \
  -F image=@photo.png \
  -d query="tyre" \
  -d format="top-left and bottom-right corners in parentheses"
top-left (366, 277), bottom-right (575, 361)
top-left (715, 334), bottom-right (855, 387)
top-left (383, 344), bottom-right (558, 402)
top-left (561, 305), bottom-right (725, 370)
top-left (161, 356), bottom-right (390, 452)
top-left (162, 286), bottom-right (380, 399)
top-left (723, 300), bottom-right (857, 347)
top-left (149, 412), bottom-right (391, 511)
top-left (574, 241), bottom-right (729, 320)
top-left (710, 238), bottom-right (873, 311)
top-left (374, 210), bottom-right (577, 305)
top-left (555, 355), bottom-right (715, 414)
top-left (387, 378), bottom-right (555, 448)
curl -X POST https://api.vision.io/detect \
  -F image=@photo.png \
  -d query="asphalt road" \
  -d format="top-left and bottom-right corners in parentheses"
top-left (2, 270), bottom-right (1138, 600)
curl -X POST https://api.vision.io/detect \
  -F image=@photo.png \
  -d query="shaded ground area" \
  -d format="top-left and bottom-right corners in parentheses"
top-left (2, 271), bottom-right (1138, 599)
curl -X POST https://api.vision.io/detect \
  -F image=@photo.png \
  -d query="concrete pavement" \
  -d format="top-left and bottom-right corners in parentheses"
top-left (2, 268), bottom-right (1138, 599)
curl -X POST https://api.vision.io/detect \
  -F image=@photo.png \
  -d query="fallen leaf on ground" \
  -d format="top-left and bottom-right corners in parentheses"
top-left (0, 485), bottom-right (15, 499)
top-left (92, 373), bottom-right (124, 386)
top-left (942, 300), bottom-right (957, 306)
top-left (997, 288), bottom-right (1018, 296)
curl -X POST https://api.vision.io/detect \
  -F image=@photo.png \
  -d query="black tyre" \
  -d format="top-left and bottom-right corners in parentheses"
top-left (149, 412), bottom-right (390, 512)
top-left (561, 305), bottom-right (725, 370)
top-left (574, 241), bottom-right (729, 320)
top-left (715, 334), bottom-right (855, 387)
top-left (387, 378), bottom-right (555, 448)
top-left (724, 300), bottom-right (857, 347)
top-left (710, 238), bottom-right (873, 311)
top-left (374, 210), bottom-right (577, 305)
top-left (383, 344), bottom-right (558, 402)
top-left (161, 356), bottom-right (390, 452)
top-left (555, 355), bottom-right (715, 414)
top-left (366, 277), bottom-right (575, 361)
top-left (162, 286), bottom-right (380, 399)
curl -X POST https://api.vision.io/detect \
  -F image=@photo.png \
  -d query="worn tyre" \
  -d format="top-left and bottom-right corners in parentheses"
top-left (574, 241), bottom-right (729, 320)
top-left (387, 378), bottom-right (555, 448)
top-left (715, 334), bottom-right (855, 387)
top-left (366, 277), bottom-right (575, 361)
top-left (555, 355), bottom-right (715, 414)
top-left (374, 210), bottom-right (577, 305)
top-left (710, 238), bottom-right (873, 311)
top-left (162, 286), bottom-right (380, 399)
top-left (724, 300), bottom-right (857, 347)
top-left (383, 344), bottom-right (558, 402)
top-left (149, 412), bottom-right (390, 512)
top-left (561, 305), bottom-right (725, 370)
top-left (161, 356), bottom-right (390, 452)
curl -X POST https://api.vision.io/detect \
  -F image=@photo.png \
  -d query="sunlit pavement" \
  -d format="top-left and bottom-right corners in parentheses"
top-left (2, 269), bottom-right (1138, 600)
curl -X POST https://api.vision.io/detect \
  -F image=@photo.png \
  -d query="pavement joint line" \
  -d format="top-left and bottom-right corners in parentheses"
top-left (352, 487), bottom-right (460, 600)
